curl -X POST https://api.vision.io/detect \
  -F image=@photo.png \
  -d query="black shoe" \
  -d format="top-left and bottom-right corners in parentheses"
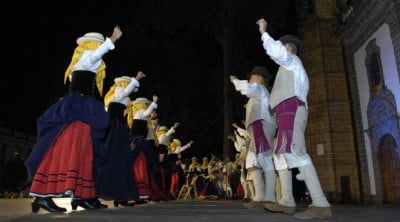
top-left (135, 199), bottom-right (148, 205)
top-left (71, 198), bottom-right (99, 210)
top-left (167, 193), bottom-right (176, 200)
top-left (90, 198), bottom-right (108, 209)
top-left (31, 197), bottom-right (67, 213)
top-left (113, 200), bottom-right (134, 207)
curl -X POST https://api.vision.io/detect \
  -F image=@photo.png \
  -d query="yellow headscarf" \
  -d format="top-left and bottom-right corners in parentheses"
top-left (126, 102), bottom-right (148, 129)
top-left (201, 157), bottom-right (209, 168)
top-left (156, 127), bottom-right (167, 140)
top-left (190, 158), bottom-right (199, 169)
top-left (64, 40), bottom-right (106, 96)
top-left (147, 118), bottom-right (158, 140)
top-left (169, 139), bottom-right (181, 151)
top-left (104, 80), bottom-right (130, 108)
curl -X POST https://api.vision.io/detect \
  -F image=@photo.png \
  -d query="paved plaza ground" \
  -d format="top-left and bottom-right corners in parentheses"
top-left (1, 198), bottom-right (400, 222)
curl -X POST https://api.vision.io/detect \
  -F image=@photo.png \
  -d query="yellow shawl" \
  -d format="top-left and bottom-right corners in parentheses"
top-left (64, 41), bottom-right (106, 96)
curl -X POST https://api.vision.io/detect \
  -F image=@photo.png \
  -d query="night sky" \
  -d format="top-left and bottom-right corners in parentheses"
top-left (1, 0), bottom-right (297, 158)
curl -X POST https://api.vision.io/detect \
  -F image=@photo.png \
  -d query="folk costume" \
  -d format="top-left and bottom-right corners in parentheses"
top-left (167, 139), bottom-right (192, 197)
top-left (232, 66), bottom-right (277, 209)
top-left (95, 76), bottom-right (140, 204)
top-left (26, 32), bottom-right (116, 212)
top-left (127, 97), bottom-right (158, 201)
top-left (260, 32), bottom-right (331, 219)
top-left (233, 127), bottom-right (253, 201)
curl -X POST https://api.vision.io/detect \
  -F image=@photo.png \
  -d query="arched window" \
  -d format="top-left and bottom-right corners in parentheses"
top-left (365, 39), bottom-right (384, 96)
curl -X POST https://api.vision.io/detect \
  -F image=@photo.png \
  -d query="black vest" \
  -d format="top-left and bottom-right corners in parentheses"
top-left (69, 70), bottom-right (96, 96)
top-left (108, 102), bottom-right (127, 124)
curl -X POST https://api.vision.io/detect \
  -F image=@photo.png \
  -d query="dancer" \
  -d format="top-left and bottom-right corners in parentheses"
top-left (156, 123), bottom-right (180, 198)
top-left (25, 26), bottom-right (122, 213)
top-left (230, 66), bottom-right (277, 210)
top-left (95, 71), bottom-right (146, 206)
top-left (167, 139), bottom-right (194, 198)
top-left (127, 96), bottom-right (158, 202)
top-left (257, 18), bottom-right (332, 219)
top-left (231, 122), bottom-right (254, 202)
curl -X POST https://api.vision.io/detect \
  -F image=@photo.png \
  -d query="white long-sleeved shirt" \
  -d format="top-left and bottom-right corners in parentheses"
top-left (133, 102), bottom-right (158, 120)
top-left (158, 128), bottom-right (175, 146)
top-left (71, 37), bottom-right (115, 75)
top-left (233, 140), bottom-right (241, 152)
top-left (261, 32), bottom-right (309, 107)
top-left (234, 131), bottom-right (248, 153)
top-left (235, 126), bottom-right (250, 140)
top-left (147, 119), bottom-right (158, 140)
top-left (232, 79), bottom-right (275, 125)
top-left (111, 78), bottom-right (140, 106)
top-left (170, 143), bottom-right (192, 154)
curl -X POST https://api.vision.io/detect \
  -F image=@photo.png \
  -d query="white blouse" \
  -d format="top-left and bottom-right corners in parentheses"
top-left (157, 128), bottom-right (175, 146)
top-left (71, 38), bottom-right (115, 74)
top-left (232, 79), bottom-right (275, 125)
top-left (133, 102), bottom-right (158, 120)
top-left (170, 142), bottom-right (192, 154)
top-left (111, 78), bottom-right (140, 106)
top-left (261, 32), bottom-right (309, 107)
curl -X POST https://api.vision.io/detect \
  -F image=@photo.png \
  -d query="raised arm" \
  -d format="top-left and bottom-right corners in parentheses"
top-left (166, 122), bottom-right (180, 137)
top-left (172, 140), bottom-right (194, 154)
top-left (230, 76), bottom-right (266, 100)
top-left (113, 73), bottom-right (144, 100)
top-left (235, 131), bottom-right (248, 152)
top-left (142, 95), bottom-right (158, 118)
top-left (89, 26), bottom-right (122, 64)
top-left (256, 18), bottom-right (294, 67)
top-left (235, 126), bottom-right (249, 139)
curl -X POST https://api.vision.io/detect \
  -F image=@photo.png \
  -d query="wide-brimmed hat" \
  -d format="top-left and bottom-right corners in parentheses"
top-left (158, 126), bottom-right (168, 131)
top-left (279, 34), bottom-right (302, 51)
top-left (247, 66), bottom-right (272, 80)
top-left (76, 32), bottom-right (105, 44)
top-left (172, 139), bottom-right (181, 147)
top-left (114, 76), bottom-right (131, 83)
top-left (131, 97), bottom-right (150, 105)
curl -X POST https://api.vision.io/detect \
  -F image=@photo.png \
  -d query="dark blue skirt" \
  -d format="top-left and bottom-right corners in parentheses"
top-left (95, 103), bottom-right (139, 200)
top-left (25, 92), bottom-right (109, 181)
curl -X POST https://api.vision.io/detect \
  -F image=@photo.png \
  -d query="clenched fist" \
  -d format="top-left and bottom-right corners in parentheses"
top-left (256, 18), bottom-right (268, 34)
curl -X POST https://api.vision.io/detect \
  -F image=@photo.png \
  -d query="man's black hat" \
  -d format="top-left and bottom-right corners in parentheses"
top-left (279, 34), bottom-right (302, 51)
top-left (247, 66), bottom-right (272, 80)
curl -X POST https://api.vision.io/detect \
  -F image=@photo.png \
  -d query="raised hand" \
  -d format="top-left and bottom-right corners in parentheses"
top-left (110, 25), bottom-right (123, 43)
top-left (153, 95), bottom-right (159, 103)
top-left (229, 75), bottom-right (237, 83)
top-left (256, 18), bottom-right (267, 34)
top-left (173, 122), bottom-right (180, 129)
top-left (136, 71), bottom-right (146, 80)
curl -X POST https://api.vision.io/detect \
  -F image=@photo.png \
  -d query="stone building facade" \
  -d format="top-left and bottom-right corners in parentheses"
top-left (0, 126), bottom-right (36, 168)
top-left (298, 0), bottom-right (400, 204)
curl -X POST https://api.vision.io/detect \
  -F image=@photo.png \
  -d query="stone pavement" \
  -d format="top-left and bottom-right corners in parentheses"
top-left (1, 198), bottom-right (400, 222)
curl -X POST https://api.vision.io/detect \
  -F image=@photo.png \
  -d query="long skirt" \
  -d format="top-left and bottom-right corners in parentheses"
top-left (26, 93), bottom-right (109, 199)
top-left (95, 111), bottom-right (139, 200)
top-left (29, 121), bottom-right (96, 198)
